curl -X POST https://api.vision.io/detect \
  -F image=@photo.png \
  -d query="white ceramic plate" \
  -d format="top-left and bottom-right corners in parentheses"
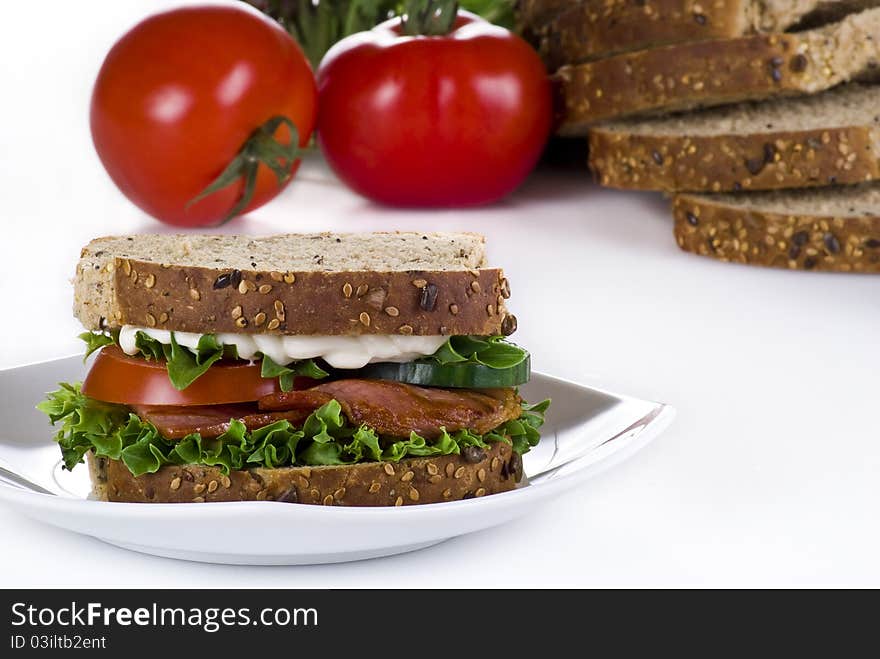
top-left (0, 356), bottom-right (675, 565)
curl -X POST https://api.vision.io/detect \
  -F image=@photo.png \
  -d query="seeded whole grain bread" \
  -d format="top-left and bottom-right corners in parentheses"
top-left (673, 183), bottom-right (880, 270)
top-left (516, 0), bottom-right (572, 28)
top-left (75, 232), bottom-right (516, 337)
top-left (533, 0), bottom-right (880, 69)
top-left (86, 441), bottom-right (522, 505)
top-left (556, 7), bottom-right (880, 129)
top-left (588, 83), bottom-right (880, 192)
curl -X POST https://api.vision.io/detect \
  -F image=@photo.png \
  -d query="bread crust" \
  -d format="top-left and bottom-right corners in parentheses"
top-left (673, 191), bottom-right (880, 271)
top-left (76, 260), bottom-right (513, 337)
top-left (588, 126), bottom-right (880, 192)
top-left (556, 10), bottom-right (880, 128)
top-left (87, 441), bottom-right (523, 506)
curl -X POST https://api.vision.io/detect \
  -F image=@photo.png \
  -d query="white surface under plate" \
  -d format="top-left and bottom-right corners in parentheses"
top-left (0, 356), bottom-right (674, 565)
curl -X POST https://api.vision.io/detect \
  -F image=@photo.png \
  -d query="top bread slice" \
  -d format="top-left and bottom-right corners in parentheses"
top-left (556, 6), bottom-right (880, 130)
top-left (536, 0), bottom-right (880, 69)
top-left (74, 232), bottom-right (514, 337)
top-left (588, 83), bottom-right (880, 192)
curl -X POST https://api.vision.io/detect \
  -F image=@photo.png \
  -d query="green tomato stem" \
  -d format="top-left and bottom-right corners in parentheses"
top-left (187, 115), bottom-right (301, 225)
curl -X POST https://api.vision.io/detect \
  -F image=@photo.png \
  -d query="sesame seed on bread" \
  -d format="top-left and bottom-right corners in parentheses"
top-left (74, 232), bottom-right (516, 337)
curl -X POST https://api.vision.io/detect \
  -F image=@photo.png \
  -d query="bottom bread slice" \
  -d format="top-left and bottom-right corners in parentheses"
top-left (673, 184), bottom-right (880, 271)
top-left (87, 441), bottom-right (522, 506)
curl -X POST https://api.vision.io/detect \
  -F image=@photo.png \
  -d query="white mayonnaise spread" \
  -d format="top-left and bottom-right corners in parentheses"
top-left (117, 326), bottom-right (447, 370)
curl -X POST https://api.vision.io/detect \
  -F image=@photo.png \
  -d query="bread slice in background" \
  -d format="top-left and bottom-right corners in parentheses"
top-left (673, 183), bottom-right (880, 271)
top-left (556, 7), bottom-right (880, 130)
top-left (75, 232), bottom-right (514, 337)
top-left (516, 0), bottom-right (573, 32)
top-left (87, 440), bottom-right (523, 505)
top-left (588, 83), bottom-right (880, 192)
top-left (536, 0), bottom-right (880, 69)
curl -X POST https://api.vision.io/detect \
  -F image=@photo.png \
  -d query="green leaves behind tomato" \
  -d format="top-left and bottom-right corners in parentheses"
top-left (249, 0), bottom-right (516, 69)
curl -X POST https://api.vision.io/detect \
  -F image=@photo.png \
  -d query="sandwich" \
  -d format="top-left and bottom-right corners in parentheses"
top-left (38, 232), bottom-right (548, 506)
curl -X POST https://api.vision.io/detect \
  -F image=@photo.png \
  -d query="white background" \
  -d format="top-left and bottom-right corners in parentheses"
top-left (1, 0), bottom-right (879, 588)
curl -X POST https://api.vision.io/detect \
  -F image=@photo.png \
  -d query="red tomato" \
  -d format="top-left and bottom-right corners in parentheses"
top-left (82, 347), bottom-right (281, 406)
top-left (316, 13), bottom-right (552, 207)
top-left (90, 5), bottom-right (317, 227)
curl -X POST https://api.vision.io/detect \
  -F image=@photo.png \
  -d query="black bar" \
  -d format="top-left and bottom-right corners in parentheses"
top-left (0, 589), bottom-right (867, 652)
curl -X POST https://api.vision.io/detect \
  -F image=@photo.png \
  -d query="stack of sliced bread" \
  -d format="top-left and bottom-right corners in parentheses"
top-left (518, 0), bottom-right (880, 272)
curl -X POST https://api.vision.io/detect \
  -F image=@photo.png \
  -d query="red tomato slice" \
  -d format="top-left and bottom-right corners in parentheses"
top-left (82, 346), bottom-right (282, 406)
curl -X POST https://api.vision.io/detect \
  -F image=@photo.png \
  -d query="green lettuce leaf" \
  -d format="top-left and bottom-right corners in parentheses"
top-left (164, 333), bottom-right (225, 390)
top-left (132, 331), bottom-right (165, 361)
top-left (78, 331), bottom-right (118, 361)
top-left (429, 336), bottom-right (528, 369)
top-left (246, 0), bottom-right (515, 70)
top-left (37, 383), bottom-right (549, 477)
top-left (261, 354), bottom-right (330, 392)
top-left (36, 382), bottom-right (130, 470)
top-left (381, 428), bottom-right (466, 461)
top-left (487, 399), bottom-right (550, 455)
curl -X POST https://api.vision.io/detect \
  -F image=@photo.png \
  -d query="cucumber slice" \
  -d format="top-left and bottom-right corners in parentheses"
top-left (351, 355), bottom-right (530, 388)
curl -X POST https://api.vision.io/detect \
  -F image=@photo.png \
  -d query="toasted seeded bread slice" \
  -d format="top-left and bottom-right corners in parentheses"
top-left (536, 0), bottom-right (880, 69)
top-left (517, 0), bottom-right (571, 28)
top-left (86, 441), bottom-right (523, 505)
top-left (74, 232), bottom-right (515, 337)
top-left (673, 184), bottom-right (880, 271)
top-left (556, 7), bottom-right (880, 130)
top-left (588, 84), bottom-right (880, 192)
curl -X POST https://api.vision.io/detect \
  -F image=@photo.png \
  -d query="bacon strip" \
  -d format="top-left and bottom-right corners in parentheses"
top-left (132, 381), bottom-right (522, 441)
top-left (258, 379), bottom-right (522, 439)
top-left (255, 389), bottom-right (334, 412)
top-left (131, 404), bottom-right (311, 440)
